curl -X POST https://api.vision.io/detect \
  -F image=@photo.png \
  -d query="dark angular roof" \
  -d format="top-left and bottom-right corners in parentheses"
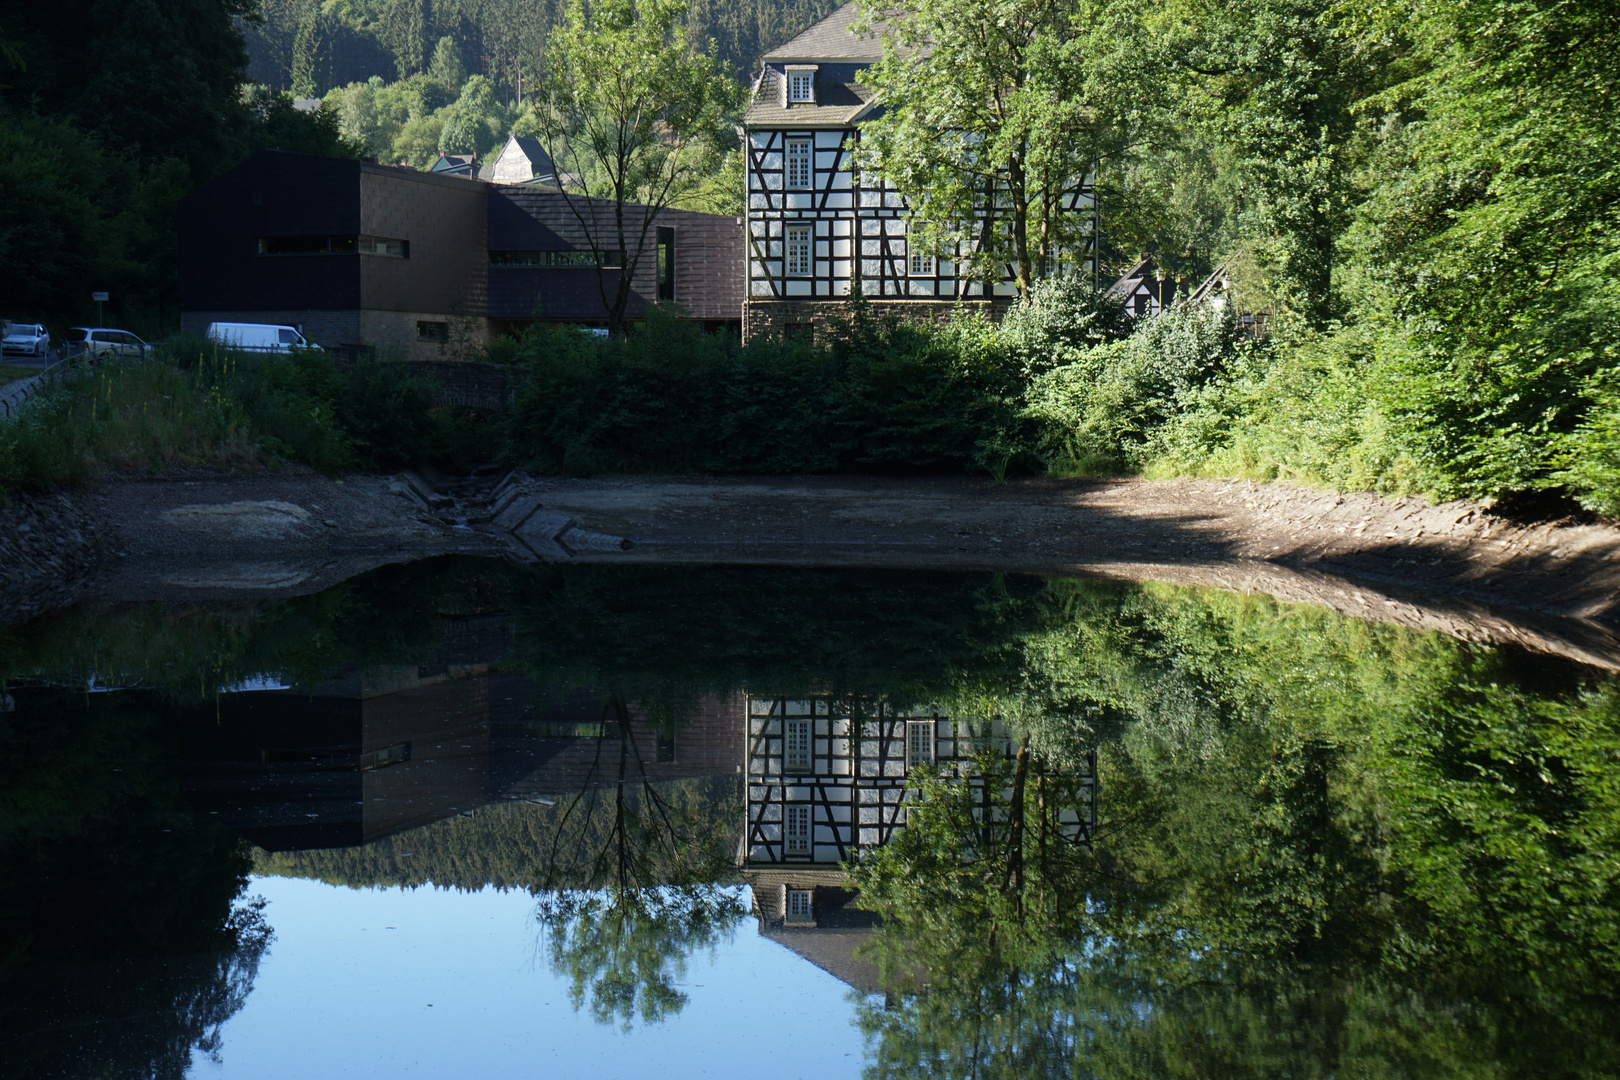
top-left (745, 66), bottom-right (878, 128)
top-left (762, 2), bottom-right (886, 62)
top-left (508, 135), bottom-right (555, 174)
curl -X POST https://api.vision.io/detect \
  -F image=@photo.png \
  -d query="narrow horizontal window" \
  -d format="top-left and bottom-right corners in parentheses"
top-left (417, 320), bottom-right (449, 343)
top-left (256, 234), bottom-right (406, 256)
top-left (489, 249), bottom-right (623, 267)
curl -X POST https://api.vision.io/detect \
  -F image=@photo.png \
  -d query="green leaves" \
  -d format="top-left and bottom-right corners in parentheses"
top-left (855, 0), bottom-right (1137, 295)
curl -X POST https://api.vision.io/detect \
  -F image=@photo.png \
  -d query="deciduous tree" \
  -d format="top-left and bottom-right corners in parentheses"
top-left (854, 0), bottom-right (1150, 299)
top-left (531, 0), bottom-right (742, 336)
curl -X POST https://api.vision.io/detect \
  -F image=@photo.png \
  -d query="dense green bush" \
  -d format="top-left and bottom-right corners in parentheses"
top-left (1024, 304), bottom-right (1250, 474)
top-left (0, 339), bottom-right (484, 495)
top-left (506, 285), bottom-right (1138, 478)
top-left (507, 299), bottom-right (1038, 476)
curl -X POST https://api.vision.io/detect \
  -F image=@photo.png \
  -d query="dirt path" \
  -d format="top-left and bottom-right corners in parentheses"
top-left (11, 469), bottom-right (1620, 668)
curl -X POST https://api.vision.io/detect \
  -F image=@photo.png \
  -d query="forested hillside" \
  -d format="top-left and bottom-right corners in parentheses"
top-left (0, 0), bottom-right (354, 335)
top-left (254, 775), bottom-right (743, 891)
top-left (244, 0), bottom-right (841, 96)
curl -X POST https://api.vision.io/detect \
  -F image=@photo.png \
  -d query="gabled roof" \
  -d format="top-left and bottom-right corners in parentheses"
top-left (762, 2), bottom-right (886, 62)
top-left (745, 67), bottom-right (879, 128)
top-left (506, 135), bottom-right (555, 174)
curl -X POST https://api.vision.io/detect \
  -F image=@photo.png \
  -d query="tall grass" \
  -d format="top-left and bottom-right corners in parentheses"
top-left (0, 337), bottom-right (475, 496)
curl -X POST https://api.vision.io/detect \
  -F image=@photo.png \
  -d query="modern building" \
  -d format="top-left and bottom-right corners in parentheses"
top-left (741, 2), bottom-right (1096, 342)
top-left (178, 150), bottom-right (744, 358)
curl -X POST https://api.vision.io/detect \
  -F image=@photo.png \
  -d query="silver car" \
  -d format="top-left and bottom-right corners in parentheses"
top-left (1, 323), bottom-right (50, 357)
top-left (62, 327), bottom-right (152, 360)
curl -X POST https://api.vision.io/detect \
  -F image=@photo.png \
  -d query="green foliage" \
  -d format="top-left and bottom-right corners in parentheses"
top-left (533, 0), bottom-right (744, 335)
top-left (243, 0), bottom-right (844, 96)
top-left (0, 685), bottom-right (270, 1076)
top-left (854, 0), bottom-right (1145, 296)
top-left (537, 884), bottom-right (745, 1029)
top-left (0, 342), bottom-right (486, 494)
top-left (849, 579), bottom-right (1620, 1077)
top-left (507, 298), bottom-right (1035, 475)
top-left (1024, 303), bottom-right (1249, 473)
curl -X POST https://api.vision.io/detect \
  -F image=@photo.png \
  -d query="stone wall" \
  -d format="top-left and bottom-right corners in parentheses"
top-left (742, 297), bottom-right (1011, 343)
top-left (0, 489), bottom-right (101, 626)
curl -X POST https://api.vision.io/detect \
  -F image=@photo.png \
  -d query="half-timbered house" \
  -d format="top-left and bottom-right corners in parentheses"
top-left (742, 2), bottom-right (1096, 342)
top-left (739, 694), bottom-right (1095, 928)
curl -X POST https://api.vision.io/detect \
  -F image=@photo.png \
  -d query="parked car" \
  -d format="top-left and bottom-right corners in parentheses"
top-left (62, 327), bottom-right (152, 360)
top-left (2, 323), bottom-right (50, 358)
top-left (206, 322), bottom-right (322, 354)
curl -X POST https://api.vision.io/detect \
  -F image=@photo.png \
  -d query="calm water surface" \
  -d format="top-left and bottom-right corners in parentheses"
top-left (2, 559), bottom-right (1617, 1078)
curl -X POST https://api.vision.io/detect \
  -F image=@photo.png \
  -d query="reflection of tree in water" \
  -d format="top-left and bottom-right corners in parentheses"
top-left (0, 687), bottom-right (275, 1079)
top-left (850, 651), bottom-right (1620, 1079)
top-left (0, 898), bottom-right (273, 1080)
top-left (533, 695), bottom-right (744, 1030)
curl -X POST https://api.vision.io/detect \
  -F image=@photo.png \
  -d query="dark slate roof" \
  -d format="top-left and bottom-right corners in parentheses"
top-left (509, 135), bottom-right (554, 173)
top-left (1106, 254), bottom-right (1156, 300)
top-left (762, 928), bottom-right (888, 994)
top-left (762, 2), bottom-right (886, 61)
top-left (745, 66), bottom-right (878, 128)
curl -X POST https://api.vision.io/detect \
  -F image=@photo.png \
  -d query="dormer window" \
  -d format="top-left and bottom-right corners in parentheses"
top-left (785, 65), bottom-right (818, 105)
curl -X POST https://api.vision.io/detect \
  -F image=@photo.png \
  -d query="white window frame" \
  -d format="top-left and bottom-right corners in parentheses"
top-left (906, 720), bottom-right (934, 771)
top-left (786, 888), bottom-right (814, 919)
top-left (784, 803), bottom-right (811, 855)
top-left (785, 224), bottom-right (812, 277)
top-left (908, 248), bottom-right (936, 277)
top-left (785, 138), bottom-right (812, 190)
top-left (784, 718), bottom-right (811, 772)
top-left (788, 71), bottom-right (815, 103)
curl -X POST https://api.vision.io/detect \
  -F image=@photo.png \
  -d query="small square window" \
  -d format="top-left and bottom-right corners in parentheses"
top-left (785, 718), bottom-right (811, 771)
top-left (788, 71), bottom-right (814, 102)
top-left (787, 888), bottom-right (813, 919)
top-left (909, 249), bottom-right (936, 277)
top-left (784, 803), bottom-right (810, 855)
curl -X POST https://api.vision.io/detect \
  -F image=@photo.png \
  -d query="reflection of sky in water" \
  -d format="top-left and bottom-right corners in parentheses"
top-left (194, 876), bottom-right (863, 1079)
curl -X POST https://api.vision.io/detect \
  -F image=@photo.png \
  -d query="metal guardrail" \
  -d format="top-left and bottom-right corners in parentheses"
top-left (0, 353), bottom-right (95, 421)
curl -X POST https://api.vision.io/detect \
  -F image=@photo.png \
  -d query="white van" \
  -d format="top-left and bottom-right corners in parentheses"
top-left (206, 322), bottom-right (321, 354)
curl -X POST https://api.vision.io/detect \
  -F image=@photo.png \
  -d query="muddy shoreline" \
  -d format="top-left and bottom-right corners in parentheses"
top-left (5, 469), bottom-right (1618, 668)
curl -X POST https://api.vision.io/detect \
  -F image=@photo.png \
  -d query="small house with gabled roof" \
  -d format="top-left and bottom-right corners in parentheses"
top-left (1107, 254), bottom-right (1185, 319)
top-left (489, 135), bottom-right (558, 187)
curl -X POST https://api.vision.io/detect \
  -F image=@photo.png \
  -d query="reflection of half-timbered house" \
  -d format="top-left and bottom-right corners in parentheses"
top-left (742, 2), bottom-right (1096, 342)
top-left (739, 694), bottom-right (1095, 929)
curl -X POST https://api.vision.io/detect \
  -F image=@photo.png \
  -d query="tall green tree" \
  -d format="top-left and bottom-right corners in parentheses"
top-left (290, 5), bottom-right (320, 98)
top-left (532, 0), bottom-right (742, 335)
top-left (854, 0), bottom-right (1147, 299)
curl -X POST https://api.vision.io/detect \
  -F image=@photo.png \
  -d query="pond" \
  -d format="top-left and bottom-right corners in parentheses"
top-left (2, 558), bottom-right (1618, 1078)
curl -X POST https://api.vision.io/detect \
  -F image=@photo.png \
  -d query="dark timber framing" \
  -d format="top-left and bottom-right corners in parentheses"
top-left (741, 1), bottom-right (1097, 342)
top-left (740, 694), bottom-right (1096, 868)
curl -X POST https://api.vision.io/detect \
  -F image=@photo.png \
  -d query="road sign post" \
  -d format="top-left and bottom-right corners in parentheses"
top-left (91, 291), bottom-right (108, 326)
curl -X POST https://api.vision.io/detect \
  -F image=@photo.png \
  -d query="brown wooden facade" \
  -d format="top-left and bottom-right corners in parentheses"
top-left (178, 150), bottom-right (745, 357)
